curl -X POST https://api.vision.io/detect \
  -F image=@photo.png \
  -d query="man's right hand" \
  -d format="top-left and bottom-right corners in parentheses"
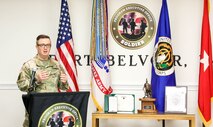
top-left (35, 70), bottom-right (49, 83)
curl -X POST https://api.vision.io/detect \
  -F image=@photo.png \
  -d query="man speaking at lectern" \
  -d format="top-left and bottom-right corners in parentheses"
top-left (17, 34), bottom-right (69, 127)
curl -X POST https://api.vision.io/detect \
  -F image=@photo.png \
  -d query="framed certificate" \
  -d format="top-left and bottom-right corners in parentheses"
top-left (104, 94), bottom-right (135, 113)
top-left (108, 96), bottom-right (118, 112)
top-left (115, 94), bottom-right (135, 112)
top-left (165, 86), bottom-right (187, 113)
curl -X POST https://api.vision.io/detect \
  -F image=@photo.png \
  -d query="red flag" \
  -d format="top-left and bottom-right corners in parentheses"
top-left (55, 0), bottom-right (79, 92)
top-left (198, 0), bottom-right (213, 126)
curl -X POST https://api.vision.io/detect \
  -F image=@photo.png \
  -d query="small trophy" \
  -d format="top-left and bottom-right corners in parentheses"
top-left (138, 79), bottom-right (157, 113)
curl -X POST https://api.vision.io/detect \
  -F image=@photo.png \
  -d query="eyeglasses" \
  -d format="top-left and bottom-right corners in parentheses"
top-left (37, 44), bottom-right (51, 48)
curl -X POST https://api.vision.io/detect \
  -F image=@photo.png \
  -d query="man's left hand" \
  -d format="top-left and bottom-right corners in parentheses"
top-left (60, 72), bottom-right (67, 84)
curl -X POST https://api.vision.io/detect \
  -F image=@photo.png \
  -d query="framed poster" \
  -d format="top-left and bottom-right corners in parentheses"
top-left (165, 86), bottom-right (187, 113)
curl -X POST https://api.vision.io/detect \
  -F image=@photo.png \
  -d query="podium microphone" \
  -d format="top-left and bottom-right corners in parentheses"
top-left (29, 68), bottom-right (37, 92)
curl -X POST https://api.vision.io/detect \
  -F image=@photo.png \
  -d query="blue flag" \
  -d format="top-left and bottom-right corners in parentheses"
top-left (151, 0), bottom-right (176, 113)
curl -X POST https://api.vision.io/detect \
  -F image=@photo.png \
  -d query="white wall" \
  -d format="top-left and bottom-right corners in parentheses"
top-left (0, 0), bottom-right (209, 127)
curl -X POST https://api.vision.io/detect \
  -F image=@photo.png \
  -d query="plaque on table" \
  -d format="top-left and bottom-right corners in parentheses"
top-left (138, 98), bottom-right (157, 113)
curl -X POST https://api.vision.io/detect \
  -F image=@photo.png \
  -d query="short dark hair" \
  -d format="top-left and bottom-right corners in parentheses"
top-left (36, 34), bottom-right (50, 44)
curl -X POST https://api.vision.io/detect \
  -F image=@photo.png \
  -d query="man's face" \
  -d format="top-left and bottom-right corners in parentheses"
top-left (36, 38), bottom-right (51, 60)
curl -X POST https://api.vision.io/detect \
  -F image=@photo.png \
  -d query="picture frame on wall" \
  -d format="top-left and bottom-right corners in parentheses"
top-left (165, 86), bottom-right (187, 114)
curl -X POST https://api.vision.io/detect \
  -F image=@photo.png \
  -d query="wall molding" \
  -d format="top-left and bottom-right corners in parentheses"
top-left (0, 83), bottom-right (198, 91)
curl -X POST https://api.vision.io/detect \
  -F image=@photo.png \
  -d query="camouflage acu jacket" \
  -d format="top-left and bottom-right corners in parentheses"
top-left (17, 55), bottom-right (69, 93)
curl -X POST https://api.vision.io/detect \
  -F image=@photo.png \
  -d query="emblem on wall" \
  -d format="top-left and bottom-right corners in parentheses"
top-left (110, 4), bottom-right (156, 50)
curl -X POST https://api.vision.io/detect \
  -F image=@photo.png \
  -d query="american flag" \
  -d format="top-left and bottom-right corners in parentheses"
top-left (56, 0), bottom-right (79, 92)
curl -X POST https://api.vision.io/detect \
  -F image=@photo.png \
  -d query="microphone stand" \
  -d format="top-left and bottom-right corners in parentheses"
top-left (29, 78), bottom-right (36, 93)
top-left (28, 68), bottom-right (37, 93)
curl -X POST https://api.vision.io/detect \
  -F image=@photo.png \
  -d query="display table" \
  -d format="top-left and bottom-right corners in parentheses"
top-left (92, 112), bottom-right (195, 127)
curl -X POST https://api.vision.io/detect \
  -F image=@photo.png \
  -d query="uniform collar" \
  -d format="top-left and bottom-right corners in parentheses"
top-left (34, 55), bottom-right (56, 68)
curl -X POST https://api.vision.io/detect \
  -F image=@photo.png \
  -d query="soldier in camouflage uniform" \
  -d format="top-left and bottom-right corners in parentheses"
top-left (17, 34), bottom-right (69, 127)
